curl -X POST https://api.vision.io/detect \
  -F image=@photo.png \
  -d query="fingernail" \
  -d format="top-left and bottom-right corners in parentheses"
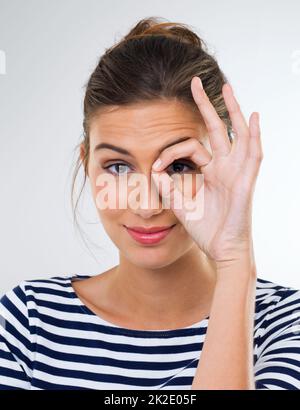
top-left (226, 83), bottom-right (233, 93)
top-left (255, 112), bottom-right (260, 130)
top-left (195, 76), bottom-right (203, 89)
top-left (152, 158), bottom-right (163, 170)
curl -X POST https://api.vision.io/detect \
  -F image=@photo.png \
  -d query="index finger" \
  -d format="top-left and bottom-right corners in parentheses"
top-left (191, 76), bottom-right (232, 158)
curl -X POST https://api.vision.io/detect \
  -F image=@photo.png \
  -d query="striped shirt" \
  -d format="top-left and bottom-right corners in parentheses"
top-left (0, 273), bottom-right (300, 390)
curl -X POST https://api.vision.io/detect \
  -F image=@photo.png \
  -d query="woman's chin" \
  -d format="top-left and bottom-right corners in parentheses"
top-left (122, 245), bottom-right (183, 269)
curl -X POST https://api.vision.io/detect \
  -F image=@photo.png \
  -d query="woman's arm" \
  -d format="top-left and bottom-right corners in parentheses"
top-left (191, 250), bottom-right (257, 390)
top-left (152, 76), bottom-right (263, 389)
top-left (0, 283), bottom-right (32, 389)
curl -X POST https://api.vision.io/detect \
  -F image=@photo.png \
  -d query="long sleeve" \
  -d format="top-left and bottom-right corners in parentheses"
top-left (0, 282), bottom-right (33, 389)
top-left (254, 288), bottom-right (300, 389)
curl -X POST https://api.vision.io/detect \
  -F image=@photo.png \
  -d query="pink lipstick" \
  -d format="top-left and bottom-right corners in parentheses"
top-left (124, 225), bottom-right (176, 245)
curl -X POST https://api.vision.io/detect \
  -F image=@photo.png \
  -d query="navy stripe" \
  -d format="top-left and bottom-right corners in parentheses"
top-left (255, 365), bottom-right (300, 380)
top-left (35, 326), bottom-right (203, 354)
top-left (30, 379), bottom-right (90, 390)
top-left (0, 335), bottom-right (32, 372)
top-left (25, 285), bottom-right (76, 298)
top-left (28, 309), bottom-right (207, 338)
top-left (35, 343), bottom-right (199, 370)
top-left (0, 366), bottom-right (28, 382)
top-left (253, 377), bottom-right (298, 390)
top-left (34, 360), bottom-right (190, 387)
top-left (1, 295), bottom-right (29, 331)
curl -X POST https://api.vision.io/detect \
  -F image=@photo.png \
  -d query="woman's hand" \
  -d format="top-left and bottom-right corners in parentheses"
top-left (151, 76), bottom-right (263, 266)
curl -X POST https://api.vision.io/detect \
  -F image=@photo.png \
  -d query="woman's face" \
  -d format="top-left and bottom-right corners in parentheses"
top-left (83, 99), bottom-right (210, 269)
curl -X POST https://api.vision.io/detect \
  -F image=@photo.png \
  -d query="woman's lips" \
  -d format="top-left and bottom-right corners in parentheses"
top-left (124, 225), bottom-right (176, 245)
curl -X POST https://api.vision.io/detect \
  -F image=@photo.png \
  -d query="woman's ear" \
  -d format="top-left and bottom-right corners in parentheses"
top-left (80, 143), bottom-right (85, 163)
top-left (80, 143), bottom-right (89, 177)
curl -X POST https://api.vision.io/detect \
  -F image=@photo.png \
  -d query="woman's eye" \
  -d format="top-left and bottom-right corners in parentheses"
top-left (103, 163), bottom-right (131, 175)
top-left (102, 161), bottom-right (195, 176)
top-left (167, 161), bottom-right (195, 174)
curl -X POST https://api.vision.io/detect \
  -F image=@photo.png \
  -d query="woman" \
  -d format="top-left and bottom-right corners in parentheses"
top-left (1, 17), bottom-right (300, 390)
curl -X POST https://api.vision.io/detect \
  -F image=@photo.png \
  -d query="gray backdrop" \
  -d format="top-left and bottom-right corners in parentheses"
top-left (0, 0), bottom-right (300, 294)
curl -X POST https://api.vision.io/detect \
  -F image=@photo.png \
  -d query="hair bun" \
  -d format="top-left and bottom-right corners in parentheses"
top-left (123, 16), bottom-right (203, 48)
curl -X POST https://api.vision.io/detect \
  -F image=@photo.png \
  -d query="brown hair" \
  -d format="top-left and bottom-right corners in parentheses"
top-left (71, 16), bottom-right (233, 240)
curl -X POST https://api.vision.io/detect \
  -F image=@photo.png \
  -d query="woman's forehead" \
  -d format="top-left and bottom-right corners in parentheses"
top-left (96, 98), bottom-right (200, 122)
top-left (89, 100), bottom-right (204, 145)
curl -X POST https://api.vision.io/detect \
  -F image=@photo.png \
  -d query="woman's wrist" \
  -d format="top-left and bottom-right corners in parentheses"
top-left (214, 248), bottom-right (257, 283)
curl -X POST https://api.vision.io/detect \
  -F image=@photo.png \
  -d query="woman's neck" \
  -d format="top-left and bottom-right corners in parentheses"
top-left (105, 244), bottom-right (218, 329)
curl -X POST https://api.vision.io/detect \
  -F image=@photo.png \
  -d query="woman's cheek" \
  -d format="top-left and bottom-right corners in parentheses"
top-left (93, 172), bottom-right (132, 213)
top-left (191, 172), bottom-right (203, 198)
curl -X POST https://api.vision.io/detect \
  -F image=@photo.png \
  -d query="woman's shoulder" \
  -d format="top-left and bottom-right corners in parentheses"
top-left (254, 276), bottom-right (300, 341)
top-left (1, 273), bottom-right (74, 302)
top-left (255, 276), bottom-right (300, 309)
top-left (0, 273), bottom-right (90, 321)
top-left (253, 277), bottom-right (300, 390)
top-left (1, 273), bottom-right (91, 297)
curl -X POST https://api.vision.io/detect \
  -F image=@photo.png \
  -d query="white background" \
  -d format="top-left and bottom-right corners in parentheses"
top-left (0, 0), bottom-right (300, 294)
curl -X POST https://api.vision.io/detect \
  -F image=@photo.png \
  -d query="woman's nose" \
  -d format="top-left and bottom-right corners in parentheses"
top-left (129, 171), bottom-right (163, 218)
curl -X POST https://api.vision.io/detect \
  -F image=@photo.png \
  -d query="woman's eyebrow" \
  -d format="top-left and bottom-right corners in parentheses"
top-left (93, 136), bottom-right (192, 157)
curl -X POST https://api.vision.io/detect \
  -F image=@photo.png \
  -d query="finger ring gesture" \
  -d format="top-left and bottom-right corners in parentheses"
top-left (152, 76), bottom-right (263, 266)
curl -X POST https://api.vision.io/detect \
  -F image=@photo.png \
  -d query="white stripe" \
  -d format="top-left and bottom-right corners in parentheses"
top-left (254, 371), bottom-right (300, 389)
top-left (34, 351), bottom-right (197, 379)
top-left (25, 281), bottom-right (74, 294)
top-left (257, 315), bottom-right (299, 355)
top-left (29, 317), bottom-right (206, 346)
top-left (35, 334), bottom-right (201, 362)
top-left (0, 374), bottom-right (30, 389)
top-left (255, 352), bottom-right (300, 364)
top-left (5, 287), bottom-right (28, 318)
top-left (31, 369), bottom-right (163, 389)
top-left (26, 292), bottom-right (78, 306)
top-left (28, 276), bottom-right (72, 284)
top-left (266, 294), bottom-right (300, 321)
top-left (0, 304), bottom-right (31, 345)
top-left (0, 329), bottom-right (32, 377)
top-left (29, 303), bottom-right (209, 331)
top-left (258, 383), bottom-right (285, 390)
top-left (260, 339), bottom-right (300, 357)
top-left (255, 359), bottom-right (300, 374)
top-left (0, 357), bottom-right (26, 371)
